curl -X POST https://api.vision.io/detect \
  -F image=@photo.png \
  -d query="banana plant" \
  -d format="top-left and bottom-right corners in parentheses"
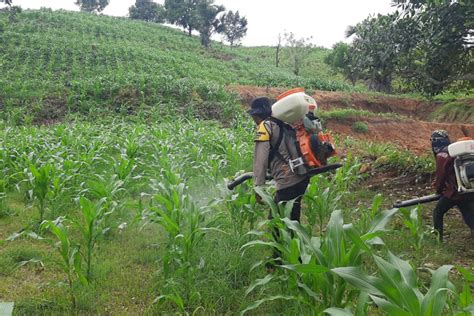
top-left (332, 251), bottom-right (458, 316)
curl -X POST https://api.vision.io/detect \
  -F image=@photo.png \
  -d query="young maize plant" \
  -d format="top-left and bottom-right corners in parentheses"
top-left (140, 175), bottom-right (224, 310)
top-left (242, 188), bottom-right (397, 315)
top-left (399, 206), bottom-right (427, 250)
top-left (331, 251), bottom-right (469, 315)
top-left (28, 164), bottom-right (53, 225)
top-left (74, 196), bottom-right (110, 282)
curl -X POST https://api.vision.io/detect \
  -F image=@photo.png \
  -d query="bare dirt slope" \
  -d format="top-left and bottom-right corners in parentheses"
top-left (230, 85), bottom-right (474, 154)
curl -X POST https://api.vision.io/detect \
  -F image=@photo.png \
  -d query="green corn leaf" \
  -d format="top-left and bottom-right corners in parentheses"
top-left (387, 251), bottom-right (419, 293)
top-left (369, 295), bottom-right (411, 316)
top-left (240, 295), bottom-right (296, 315)
top-left (280, 263), bottom-right (329, 274)
top-left (331, 267), bottom-right (384, 296)
top-left (368, 208), bottom-right (398, 233)
top-left (421, 265), bottom-right (453, 316)
top-left (324, 307), bottom-right (354, 316)
top-left (372, 255), bottom-right (420, 313)
top-left (343, 224), bottom-right (371, 252)
top-left (245, 274), bottom-right (274, 296)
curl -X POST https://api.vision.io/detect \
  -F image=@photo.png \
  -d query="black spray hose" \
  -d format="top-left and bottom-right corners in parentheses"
top-left (393, 194), bottom-right (441, 208)
top-left (227, 172), bottom-right (272, 190)
top-left (227, 163), bottom-right (343, 190)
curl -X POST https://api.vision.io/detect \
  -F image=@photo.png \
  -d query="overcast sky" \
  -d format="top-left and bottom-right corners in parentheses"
top-left (7, 0), bottom-right (396, 48)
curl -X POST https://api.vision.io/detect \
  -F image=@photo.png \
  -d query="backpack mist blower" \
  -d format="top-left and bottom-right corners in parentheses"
top-left (228, 88), bottom-right (342, 190)
top-left (393, 139), bottom-right (474, 208)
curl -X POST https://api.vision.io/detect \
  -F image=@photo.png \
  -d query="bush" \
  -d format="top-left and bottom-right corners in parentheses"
top-left (352, 121), bottom-right (369, 133)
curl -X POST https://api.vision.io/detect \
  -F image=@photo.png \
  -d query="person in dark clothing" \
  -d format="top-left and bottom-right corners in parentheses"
top-left (431, 130), bottom-right (474, 241)
top-left (248, 96), bottom-right (309, 222)
top-left (248, 97), bottom-right (310, 270)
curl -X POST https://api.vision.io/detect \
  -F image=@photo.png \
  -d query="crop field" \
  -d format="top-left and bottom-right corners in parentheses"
top-left (0, 7), bottom-right (473, 316)
top-left (1, 117), bottom-right (473, 315)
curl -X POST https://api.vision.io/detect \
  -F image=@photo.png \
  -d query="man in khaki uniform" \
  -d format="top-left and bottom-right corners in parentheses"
top-left (248, 97), bottom-right (310, 222)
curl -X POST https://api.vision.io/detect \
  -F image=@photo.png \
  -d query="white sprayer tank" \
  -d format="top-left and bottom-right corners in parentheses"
top-left (448, 140), bottom-right (474, 157)
top-left (272, 89), bottom-right (316, 124)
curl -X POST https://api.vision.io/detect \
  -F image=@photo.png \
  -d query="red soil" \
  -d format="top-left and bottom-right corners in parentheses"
top-left (229, 85), bottom-right (474, 154)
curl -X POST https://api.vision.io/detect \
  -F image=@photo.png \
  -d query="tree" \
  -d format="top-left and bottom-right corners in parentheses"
top-left (346, 14), bottom-right (401, 93)
top-left (195, 0), bottom-right (225, 48)
top-left (129, 0), bottom-right (166, 23)
top-left (0, 0), bottom-right (12, 6)
top-left (75, 0), bottom-right (109, 13)
top-left (283, 32), bottom-right (313, 76)
top-left (220, 10), bottom-right (247, 47)
top-left (164, 0), bottom-right (201, 36)
top-left (275, 33), bottom-right (282, 68)
top-left (393, 0), bottom-right (473, 96)
top-left (324, 42), bottom-right (359, 85)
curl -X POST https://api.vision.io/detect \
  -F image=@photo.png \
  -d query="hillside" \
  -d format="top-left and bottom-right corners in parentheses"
top-left (0, 9), bottom-right (355, 123)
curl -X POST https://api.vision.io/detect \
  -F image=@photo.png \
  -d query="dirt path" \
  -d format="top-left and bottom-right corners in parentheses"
top-left (230, 85), bottom-right (474, 154)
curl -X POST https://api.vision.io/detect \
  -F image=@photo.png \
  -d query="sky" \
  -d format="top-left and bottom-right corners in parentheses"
top-left (6, 0), bottom-right (396, 48)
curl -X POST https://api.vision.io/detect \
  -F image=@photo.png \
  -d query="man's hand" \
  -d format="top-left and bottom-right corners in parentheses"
top-left (255, 193), bottom-right (264, 205)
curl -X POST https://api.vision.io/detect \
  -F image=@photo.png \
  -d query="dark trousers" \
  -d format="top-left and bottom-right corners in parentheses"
top-left (433, 196), bottom-right (474, 241)
top-left (271, 178), bottom-right (310, 222)
top-left (268, 178), bottom-right (310, 263)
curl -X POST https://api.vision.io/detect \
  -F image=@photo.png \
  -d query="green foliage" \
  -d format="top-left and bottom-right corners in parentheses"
top-left (347, 14), bottom-right (400, 93)
top-left (282, 31), bottom-right (313, 76)
top-left (195, 1), bottom-right (225, 48)
top-left (220, 10), bottom-right (247, 47)
top-left (332, 252), bottom-right (461, 315)
top-left (395, 1), bottom-right (473, 96)
top-left (75, 0), bottom-right (109, 13)
top-left (399, 206), bottom-right (426, 250)
top-left (75, 197), bottom-right (111, 281)
top-left (352, 121), bottom-right (369, 133)
top-left (431, 101), bottom-right (474, 124)
top-left (242, 189), bottom-right (398, 314)
top-left (129, 0), bottom-right (166, 23)
top-left (28, 164), bottom-right (52, 225)
top-left (325, 42), bottom-right (358, 85)
top-left (164, 0), bottom-right (200, 35)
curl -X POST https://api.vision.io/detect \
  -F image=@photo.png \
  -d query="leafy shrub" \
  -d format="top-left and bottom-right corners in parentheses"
top-left (352, 121), bottom-right (369, 133)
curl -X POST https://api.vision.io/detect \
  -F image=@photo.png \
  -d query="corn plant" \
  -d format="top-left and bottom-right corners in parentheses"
top-left (332, 251), bottom-right (458, 316)
top-left (0, 178), bottom-right (10, 217)
top-left (225, 184), bottom-right (261, 236)
top-left (242, 188), bottom-right (397, 314)
top-left (140, 176), bottom-right (224, 309)
top-left (399, 206), bottom-right (426, 250)
top-left (28, 164), bottom-right (52, 224)
top-left (74, 197), bottom-right (109, 282)
top-left (40, 217), bottom-right (87, 309)
top-left (456, 265), bottom-right (474, 315)
top-left (304, 176), bottom-right (343, 233)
